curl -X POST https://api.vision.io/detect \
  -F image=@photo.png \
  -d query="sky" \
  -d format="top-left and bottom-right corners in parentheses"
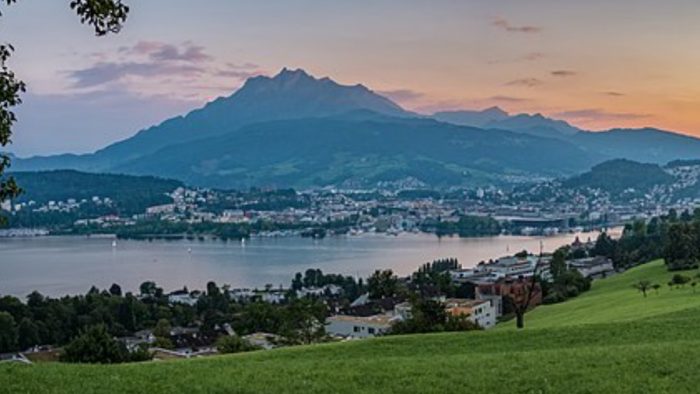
top-left (2, 0), bottom-right (700, 156)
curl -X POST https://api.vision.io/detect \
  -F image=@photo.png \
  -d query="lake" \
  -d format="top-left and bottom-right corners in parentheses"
top-left (0, 230), bottom-right (619, 297)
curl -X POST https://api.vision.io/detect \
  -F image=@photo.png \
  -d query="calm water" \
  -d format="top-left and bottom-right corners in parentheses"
top-left (0, 230), bottom-right (617, 297)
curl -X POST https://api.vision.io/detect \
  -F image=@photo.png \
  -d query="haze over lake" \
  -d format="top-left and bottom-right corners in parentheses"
top-left (0, 230), bottom-right (617, 297)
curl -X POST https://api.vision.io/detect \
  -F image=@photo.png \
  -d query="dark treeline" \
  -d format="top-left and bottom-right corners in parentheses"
top-left (592, 208), bottom-right (700, 271)
top-left (0, 256), bottom-right (485, 359)
top-left (0, 281), bottom-right (328, 356)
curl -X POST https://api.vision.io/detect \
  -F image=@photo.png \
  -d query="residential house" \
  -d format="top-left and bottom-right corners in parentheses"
top-left (326, 314), bottom-right (397, 339)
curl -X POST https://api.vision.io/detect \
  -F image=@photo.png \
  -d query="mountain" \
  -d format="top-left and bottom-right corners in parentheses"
top-left (432, 107), bottom-right (509, 128)
top-left (12, 68), bottom-right (700, 189)
top-left (14, 68), bottom-right (410, 172)
top-left (432, 108), bottom-right (580, 139)
top-left (563, 159), bottom-right (674, 195)
top-left (571, 128), bottom-right (700, 164)
top-left (113, 114), bottom-right (601, 189)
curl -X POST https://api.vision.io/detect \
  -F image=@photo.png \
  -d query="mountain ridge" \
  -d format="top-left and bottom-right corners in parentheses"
top-left (11, 68), bottom-right (700, 188)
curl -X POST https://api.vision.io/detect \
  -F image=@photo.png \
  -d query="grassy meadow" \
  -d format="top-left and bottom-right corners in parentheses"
top-left (2, 259), bottom-right (700, 393)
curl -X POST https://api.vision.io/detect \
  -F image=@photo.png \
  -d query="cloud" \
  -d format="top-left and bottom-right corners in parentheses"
top-left (69, 61), bottom-right (205, 88)
top-left (377, 89), bottom-right (425, 102)
top-left (554, 109), bottom-right (650, 122)
top-left (215, 62), bottom-right (264, 79)
top-left (489, 95), bottom-right (531, 103)
top-left (603, 91), bottom-right (625, 97)
top-left (551, 70), bottom-right (577, 77)
top-left (522, 52), bottom-right (545, 61)
top-left (505, 78), bottom-right (543, 87)
top-left (123, 41), bottom-right (212, 63)
top-left (64, 41), bottom-right (264, 103)
top-left (492, 18), bottom-right (542, 34)
top-left (488, 52), bottom-right (545, 65)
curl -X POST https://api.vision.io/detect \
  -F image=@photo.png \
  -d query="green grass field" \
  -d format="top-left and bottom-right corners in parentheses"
top-left (3, 260), bottom-right (700, 393)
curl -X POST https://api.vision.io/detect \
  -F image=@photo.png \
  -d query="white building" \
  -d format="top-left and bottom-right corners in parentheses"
top-left (326, 314), bottom-right (397, 338)
top-left (168, 292), bottom-right (199, 306)
top-left (567, 256), bottom-right (615, 278)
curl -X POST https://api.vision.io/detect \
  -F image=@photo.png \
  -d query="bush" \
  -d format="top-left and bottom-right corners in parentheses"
top-left (216, 335), bottom-right (259, 354)
top-left (61, 325), bottom-right (152, 364)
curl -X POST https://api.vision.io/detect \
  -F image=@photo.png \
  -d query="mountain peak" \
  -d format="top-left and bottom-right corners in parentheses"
top-left (274, 67), bottom-right (313, 81)
top-left (483, 106), bottom-right (509, 117)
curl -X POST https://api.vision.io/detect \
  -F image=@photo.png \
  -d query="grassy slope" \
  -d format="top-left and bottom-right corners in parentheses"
top-left (511, 259), bottom-right (700, 329)
top-left (3, 260), bottom-right (700, 394)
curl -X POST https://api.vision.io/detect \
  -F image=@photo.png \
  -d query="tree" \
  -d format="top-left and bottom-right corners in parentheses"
top-left (139, 281), bottom-right (157, 296)
top-left (550, 248), bottom-right (568, 282)
top-left (367, 269), bottom-right (398, 299)
top-left (664, 223), bottom-right (699, 271)
top-left (61, 325), bottom-right (128, 364)
top-left (652, 283), bottom-right (661, 295)
top-left (216, 335), bottom-right (258, 354)
top-left (633, 280), bottom-right (652, 297)
top-left (109, 283), bottom-right (122, 297)
top-left (17, 317), bottom-right (40, 350)
top-left (153, 318), bottom-right (172, 339)
top-left (0, 311), bottom-right (18, 352)
top-left (0, 0), bottom-right (129, 224)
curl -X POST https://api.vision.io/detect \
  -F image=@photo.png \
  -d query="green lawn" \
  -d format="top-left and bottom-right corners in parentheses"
top-left (508, 259), bottom-right (700, 329)
top-left (3, 259), bottom-right (700, 394)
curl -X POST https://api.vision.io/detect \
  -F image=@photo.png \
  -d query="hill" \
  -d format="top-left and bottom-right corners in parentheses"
top-left (563, 158), bottom-right (674, 195)
top-left (114, 115), bottom-right (600, 189)
top-left (3, 260), bottom-right (700, 393)
top-left (8, 170), bottom-right (182, 214)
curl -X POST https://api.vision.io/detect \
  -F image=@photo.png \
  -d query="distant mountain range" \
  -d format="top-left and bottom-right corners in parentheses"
top-left (11, 68), bottom-right (700, 189)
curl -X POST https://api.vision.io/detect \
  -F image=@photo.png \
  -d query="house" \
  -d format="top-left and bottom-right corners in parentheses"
top-left (567, 256), bottom-right (615, 278)
top-left (443, 298), bottom-right (497, 329)
top-left (326, 314), bottom-right (397, 338)
top-left (168, 290), bottom-right (199, 306)
top-left (260, 291), bottom-right (286, 304)
top-left (395, 298), bottom-right (498, 329)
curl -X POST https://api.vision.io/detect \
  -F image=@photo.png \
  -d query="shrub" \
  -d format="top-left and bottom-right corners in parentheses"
top-left (216, 335), bottom-right (259, 354)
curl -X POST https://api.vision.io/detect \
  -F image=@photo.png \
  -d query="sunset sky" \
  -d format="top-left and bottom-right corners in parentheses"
top-left (2, 0), bottom-right (700, 155)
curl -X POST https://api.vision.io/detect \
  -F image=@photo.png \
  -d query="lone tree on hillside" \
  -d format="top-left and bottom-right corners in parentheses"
top-left (634, 280), bottom-right (652, 298)
top-left (0, 0), bottom-right (129, 224)
top-left (504, 244), bottom-right (544, 329)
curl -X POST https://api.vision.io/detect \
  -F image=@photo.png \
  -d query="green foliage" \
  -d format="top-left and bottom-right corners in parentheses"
top-left (216, 335), bottom-right (258, 354)
top-left (153, 319), bottom-right (171, 338)
top-left (664, 222), bottom-right (700, 271)
top-left (151, 337), bottom-right (174, 350)
top-left (61, 325), bottom-right (148, 364)
top-left (543, 269), bottom-right (591, 304)
top-left (391, 298), bottom-right (480, 335)
top-left (633, 280), bottom-right (652, 297)
top-left (0, 311), bottom-right (18, 352)
top-left (10, 170), bottom-right (182, 214)
top-left (367, 270), bottom-right (399, 300)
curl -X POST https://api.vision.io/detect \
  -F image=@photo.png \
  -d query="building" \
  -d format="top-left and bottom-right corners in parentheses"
top-left (567, 256), bottom-right (615, 278)
top-left (326, 314), bottom-right (397, 338)
top-left (168, 291), bottom-right (199, 306)
top-left (443, 298), bottom-right (498, 329)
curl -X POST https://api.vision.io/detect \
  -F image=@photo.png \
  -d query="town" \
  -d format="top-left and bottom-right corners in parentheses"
top-left (3, 161), bottom-right (700, 240)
